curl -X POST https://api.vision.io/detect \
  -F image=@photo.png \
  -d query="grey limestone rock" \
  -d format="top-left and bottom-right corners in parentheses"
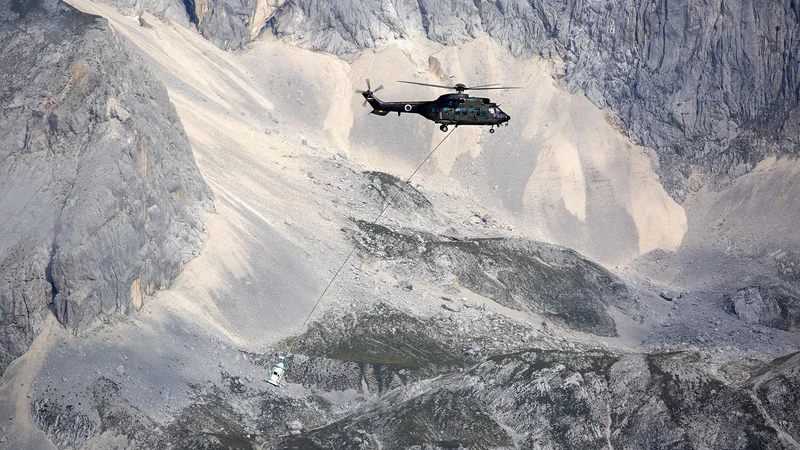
top-left (187, 0), bottom-right (258, 50)
top-left (730, 286), bottom-right (782, 325)
top-left (272, 341), bottom-right (800, 449)
top-left (92, 0), bottom-right (264, 50)
top-left (727, 285), bottom-right (800, 330)
top-left (0, 0), bottom-right (212, 374)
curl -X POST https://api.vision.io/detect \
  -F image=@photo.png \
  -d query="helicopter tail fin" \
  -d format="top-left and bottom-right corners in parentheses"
top-left (362, 92), bottom-right (390, 115)
top-left (362, 92), bottom-right (384, 110)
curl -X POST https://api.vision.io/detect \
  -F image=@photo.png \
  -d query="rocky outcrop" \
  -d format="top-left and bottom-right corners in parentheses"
top-left (0, 0), bottom-right (212, 374)
top-left (727, 285), bottom-right (800, 331)
top-left (93, 0), bottom-right (191, 26)
top-left (264, 0), bottom-right (800, 200)
top-left (89, 0), bottom-right (282, 50)
top-left (351, 222), bottom-right (637, 336)
top-left (187, 0), bottom-right (256, 50)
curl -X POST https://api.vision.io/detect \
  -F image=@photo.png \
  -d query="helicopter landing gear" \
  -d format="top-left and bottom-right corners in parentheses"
top-left (489, 128), bottom-right (495, 134)
top-left (440, 124), bottom-right (448, 132)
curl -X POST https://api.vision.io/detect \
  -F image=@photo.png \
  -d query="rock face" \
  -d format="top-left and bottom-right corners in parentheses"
top-left (0, 0), bottom-right (212, 374)
top-left (727, 285), bottom-right (800, 330)
top-left (264, 0), bottom-right (800, 199)
top-left (90, 0), bottom-right (277, 50)
top-left (185, 0), bottom-right (256, 50)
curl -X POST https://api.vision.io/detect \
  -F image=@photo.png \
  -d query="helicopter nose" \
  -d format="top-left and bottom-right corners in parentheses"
top-left (504, 113), bottom-right (510, 122)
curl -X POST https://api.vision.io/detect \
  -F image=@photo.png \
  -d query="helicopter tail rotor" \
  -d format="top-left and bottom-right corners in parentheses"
top-left (356, 79), bottom-right (384, 95)
top-left (357, 79), bottom-right (384, 107)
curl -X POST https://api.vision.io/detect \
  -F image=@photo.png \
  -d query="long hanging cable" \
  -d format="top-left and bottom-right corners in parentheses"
top-left (286, 128), bottom-right (456, 355)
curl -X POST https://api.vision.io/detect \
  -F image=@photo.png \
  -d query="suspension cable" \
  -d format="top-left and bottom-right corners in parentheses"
top-left (286, 128), bottom-right (456, 355)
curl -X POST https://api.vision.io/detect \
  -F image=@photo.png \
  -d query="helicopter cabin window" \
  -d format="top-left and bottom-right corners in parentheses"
top-left (432, 107), bottom-right (437, 113)
top-left (468, 108), bottom-right (474, 114)
top-left (455, 108), bottom-right (461, 115)
top-left (443, 107), bottom-right (449, 113)
top-left (480, 109), bottom-right (487, 116)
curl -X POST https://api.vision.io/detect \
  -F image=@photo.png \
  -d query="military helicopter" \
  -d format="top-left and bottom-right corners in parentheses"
top-left (357, 80), bottom-right (519, 133)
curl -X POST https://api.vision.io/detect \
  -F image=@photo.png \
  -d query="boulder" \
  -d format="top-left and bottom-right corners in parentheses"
top-left (729, 287), bottom-right (781, 326)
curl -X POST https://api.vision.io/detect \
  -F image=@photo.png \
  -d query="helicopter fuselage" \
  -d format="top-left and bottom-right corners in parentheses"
top-left (363, 92), bottom-right (510, 131)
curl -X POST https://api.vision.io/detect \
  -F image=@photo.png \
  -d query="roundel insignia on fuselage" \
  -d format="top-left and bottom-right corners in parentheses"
top-left (404, 104), bottom-right (412, 112)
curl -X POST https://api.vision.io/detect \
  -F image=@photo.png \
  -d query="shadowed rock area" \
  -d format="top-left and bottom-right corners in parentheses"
top-left (352, 221), bottom-right (637, 336)
top-left (0, 0), bottom-right (212, 374)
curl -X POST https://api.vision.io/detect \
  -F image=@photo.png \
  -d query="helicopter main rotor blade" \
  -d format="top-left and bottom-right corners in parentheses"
top-left (466, 83), bottom-right (501, 89)
top-left (398, 80), bottom-right (456, 90)
top-left (468, 86), bottom-right (523, 91)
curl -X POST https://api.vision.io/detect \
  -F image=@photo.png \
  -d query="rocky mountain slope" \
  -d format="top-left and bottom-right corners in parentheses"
top-left (0, 0), bottom-right (798, 449)
top-left (0, 0), bottom-right (212, 374)
top-left (22, 299), bottom-right (800, 449)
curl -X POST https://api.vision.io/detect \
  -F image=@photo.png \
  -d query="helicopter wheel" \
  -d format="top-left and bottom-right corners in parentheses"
top-left (489, 128), bottom-right (495, 134)
top-left (440, 124), bottom-right (448, 132)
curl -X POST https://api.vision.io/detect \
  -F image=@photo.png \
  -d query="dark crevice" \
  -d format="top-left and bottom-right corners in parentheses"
top-left (183, 0), bottom-right (198, 25)
top-left (46, 216), bottom-right (63, 321)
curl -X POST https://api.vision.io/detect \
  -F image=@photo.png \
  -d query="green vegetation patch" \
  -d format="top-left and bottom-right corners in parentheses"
top-left (287, 303), bottom-right (466, 368)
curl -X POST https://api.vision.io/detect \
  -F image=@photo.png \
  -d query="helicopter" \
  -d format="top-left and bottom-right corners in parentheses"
top-left (357, 80), bottom-right (519, 133)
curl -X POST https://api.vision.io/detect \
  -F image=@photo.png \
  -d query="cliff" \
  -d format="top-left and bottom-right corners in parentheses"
top-left (0, 0), bottom-right (212, 374)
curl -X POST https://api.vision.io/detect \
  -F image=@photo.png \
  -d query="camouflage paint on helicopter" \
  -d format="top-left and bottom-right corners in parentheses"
top-left (358, 80), bottom-right (517, 133)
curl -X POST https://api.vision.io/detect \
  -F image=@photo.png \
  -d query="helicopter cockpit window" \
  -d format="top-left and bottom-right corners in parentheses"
top-left (488, 107), bottom-right (495, 114)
